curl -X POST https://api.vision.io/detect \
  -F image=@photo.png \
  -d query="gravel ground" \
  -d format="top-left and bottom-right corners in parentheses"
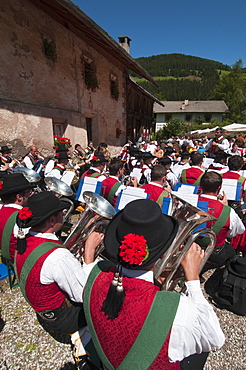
top-left (0, 268), bottom-right (245, 370)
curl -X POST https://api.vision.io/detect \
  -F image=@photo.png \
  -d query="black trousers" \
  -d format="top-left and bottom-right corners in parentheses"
top-left (209, 241), bottom-right (236, 267)
top-left (37, 301), bottom-right (86, 335)
top-left (180, 352), bottom-right (209, 370)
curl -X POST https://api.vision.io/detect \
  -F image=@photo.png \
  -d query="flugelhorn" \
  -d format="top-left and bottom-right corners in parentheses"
top-left (153, 193), bottom-right (217, 291)
top-left (64, 191), bottom-right (116, 262)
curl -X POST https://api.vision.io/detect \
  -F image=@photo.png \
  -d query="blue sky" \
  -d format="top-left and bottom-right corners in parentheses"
top-left (73, 0), bottom-right (246, 67)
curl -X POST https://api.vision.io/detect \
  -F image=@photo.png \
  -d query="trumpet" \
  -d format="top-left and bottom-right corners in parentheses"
top-left (64, 191), bottom-right (116, 262)
top-left (153, 193), bottom-right (217, 291)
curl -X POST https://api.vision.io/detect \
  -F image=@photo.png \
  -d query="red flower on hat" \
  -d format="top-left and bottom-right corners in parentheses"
top-left (119, 233), bottom-right (149, 266)
top-left (18, 207), bottom-right (33, 220)
top-left (55, 153), bottom-right (59, 157)
top-left (0, 181), bottom-right (3, 190)
top-left (92, 156), bottom-right (100, 162)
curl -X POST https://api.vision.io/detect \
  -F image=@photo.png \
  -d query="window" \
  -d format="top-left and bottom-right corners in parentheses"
top-left (52, 119), bottom-right (67, 137)
top-left (110, 74), bottom-right (119, 100)
top-left (165, 114), bottom-right (172, 121)
top-left (83, 56), bottom-right (99, 89)
top-left (204, 114), bottom-right (212, 123)
top-left (185, 115), bottom-right (191, 122)
top-left (43, 37), bottom-right (56, 60)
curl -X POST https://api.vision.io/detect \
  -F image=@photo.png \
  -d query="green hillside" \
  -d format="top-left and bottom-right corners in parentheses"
top-left (131, 53), bottom-right (231, 100)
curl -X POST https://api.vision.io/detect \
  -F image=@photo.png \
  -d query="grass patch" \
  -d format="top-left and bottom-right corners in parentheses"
top-left (25, 343), bottom-right (37, 351)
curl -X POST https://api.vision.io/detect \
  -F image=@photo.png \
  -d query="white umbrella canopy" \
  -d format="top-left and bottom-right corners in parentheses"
top-left (222, 123), bottom-right (246, 132)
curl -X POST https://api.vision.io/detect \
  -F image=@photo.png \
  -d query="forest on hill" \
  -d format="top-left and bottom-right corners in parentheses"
top-left (131, 53), bottom-right (231, 100)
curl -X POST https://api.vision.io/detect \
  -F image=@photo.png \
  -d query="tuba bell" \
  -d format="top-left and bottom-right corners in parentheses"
top-left (13, 166), bottom-right (41, 183)
top-left (153, 193), bottom-right (217, 291)
top-left (44, 177), bottom-right (74, 222)
top-left (64, 191), bottom-right (116, 262)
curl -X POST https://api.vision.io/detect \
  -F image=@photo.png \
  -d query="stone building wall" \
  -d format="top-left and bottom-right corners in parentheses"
top-left (0, 0), bottom-right (127, 156)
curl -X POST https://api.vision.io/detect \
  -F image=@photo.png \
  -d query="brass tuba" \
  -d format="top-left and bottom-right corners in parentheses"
top-left (44, 177), bottom-right (74, 222)
top-left (153, 193), bottom-right (217, 291)
top-left (13, 166), bottom-right (41, 183)
top-left (64, 191), bottom-right (116, 262)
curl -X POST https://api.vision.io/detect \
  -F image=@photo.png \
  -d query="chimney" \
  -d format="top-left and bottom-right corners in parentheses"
top-left (118, 36), bottom-right (131, 54)
top-left (184, 99), bottom-right (189, 106)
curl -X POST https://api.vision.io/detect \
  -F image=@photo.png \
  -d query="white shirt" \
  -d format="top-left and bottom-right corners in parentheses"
top-left (48, 164), bottom-right (65, 180)
top-left (205, 136), bottom-right (230, 151)
top-left (206, 162), bottom-right (229, 174)
top-left (166, 170), bottom-right (178, 190)
top-left (172, 162), bottom-right (190, 179)
top-left (121, 267), bottom-right (225, 362)
top-left (199, 194), bottom-right (245, 237)
top-left (44, 159), bottom-right (55, 176)
top-left (32, 232), bottom-right (96, 303)
top-left (23, 155), bottom-right (35, 169)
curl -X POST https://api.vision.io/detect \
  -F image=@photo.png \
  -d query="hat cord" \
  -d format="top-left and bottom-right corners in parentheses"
top-left (101, 264), bottom-right (125, 320)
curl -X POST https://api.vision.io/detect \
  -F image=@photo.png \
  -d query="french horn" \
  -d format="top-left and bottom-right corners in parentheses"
top-left (153, 193), bottom-right (217, 291)
top-left (64, 191), bottom-right (116, 262)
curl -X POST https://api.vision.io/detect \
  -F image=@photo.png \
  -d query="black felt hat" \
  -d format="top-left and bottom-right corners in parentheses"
top-left (104, 199), bottom-right (179, 269)
top-left (56, 144), bottom-right (69, 153)
top-left (139, 152), bottom-right (153, 160)
top-left (55, 152), bottom-right (69, 160)
top-left (0, 145), bottom-right (12, 153)
top-left (0, 173), bottom-right (35, 196)
top-left (91, 153), bottom-right (108, 164)
top-left (17, 191), bottom-right (70, 228)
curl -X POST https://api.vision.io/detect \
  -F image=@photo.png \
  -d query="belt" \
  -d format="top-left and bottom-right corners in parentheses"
top-left (36, 298), bottom-right (72, 322)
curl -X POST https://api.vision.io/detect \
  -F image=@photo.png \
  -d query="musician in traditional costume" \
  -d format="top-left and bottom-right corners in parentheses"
top-left (15, 192), bottom-right (103, 370)
top-left (82, 153), bottom-right (108, 181)
top-left (48, 152), bottom-right (69, 180)
top-left (172, 152), bottom-right (191, 179)
top-left (0, 173), bottom-right (35, 264)
top-left (101, 158), bottom-right (137, 207)
top-left (83, 199), bottom-right (225, 369)
top-left (179, 153), bottom-right (204, 185)
top-left (207, 152), bottom-right (229, 174)
top-left (137, 152), bottom-right (153, 185)
top-left (141, 165), bottom-right (171, 206)
top-left (44, 144), bottom-right (68, 176)
top-left (23, 145), bottom-right (43, 170)
top-left (222, 155), bottom-right (246, 203)
top-left (198, 171), bottom-right (244, 267)
top-left (0, 145), bottom-right (18, 172)
top-left (159, 157), bottom-right (178, 190)
top-left (205, 128), bottom-right (230, 157)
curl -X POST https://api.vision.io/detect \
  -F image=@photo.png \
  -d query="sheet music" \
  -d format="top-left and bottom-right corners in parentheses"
top-left (117, 187), bottom-right (148, 210)
top-left (77, 177), bottom-right (101, 203)
top-left (202, 158), bottom-right (214, 169)
top-left (175, 183), bottom-right (198, 195)
top-left (221, 179), bottom-right (239, 200)
top-left (172, 191), bottom-right (199, 206)
top-left (130, 168), bottom-right (142, 182)
top-left (61, 171), bottom-right (75, 186)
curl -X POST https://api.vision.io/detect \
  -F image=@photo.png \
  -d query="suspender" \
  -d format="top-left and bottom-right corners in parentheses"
top-left (107, 182), bottom-right (121, 204)
top-left (199, 205), bottom-right (231, 247)
top-left (14, 242), bottom-right (64, 303)
top-left (1, 211), bottom-right (18, 261)
top-left (83, 261), bottom-right (180, 370)
top-left (156, 190), bottom-right (169, 206)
